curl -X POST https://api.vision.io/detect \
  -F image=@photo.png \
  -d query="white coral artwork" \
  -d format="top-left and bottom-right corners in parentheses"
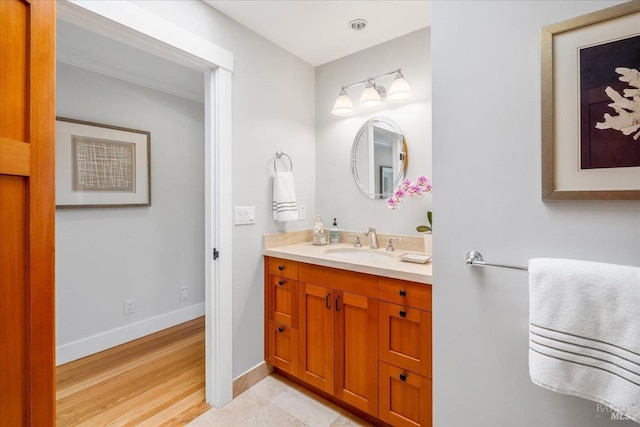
top-left (595, 67), bottom-right (640, 140)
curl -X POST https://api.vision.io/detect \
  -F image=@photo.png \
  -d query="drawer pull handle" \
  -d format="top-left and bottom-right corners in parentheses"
top-left (335, 295), bottom-right (341, 312)
top-left (399, 373), bottom-right (407, 381)
top-left (399, 310), bottom-right (407, 318)
top-left (278, 326), bottom-right (285, 333)
top-left (278, 265), bottom-right (285, 271)
top-left (326, 293), bottom-right (332, 309)
top-left (278, 280), bottom-right (285, 286)
top-left (399, 289), bottom-right (407, 297)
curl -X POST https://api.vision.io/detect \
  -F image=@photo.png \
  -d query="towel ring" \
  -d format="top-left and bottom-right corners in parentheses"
top-left (274, 151), bottom-right (293, 173)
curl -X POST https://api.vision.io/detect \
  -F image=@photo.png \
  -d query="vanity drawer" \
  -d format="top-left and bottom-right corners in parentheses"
top-left (379, 361), bottom-right (431, 427)
top-left (379, 301), bottom-right (431, 378)
top-left (267, 320), bottom-right (298, 376)
top-left (378, 278), bottom-right (431, 311)
top-left (268, 257), bottom-right (299, 280)
top-left (268, 275), bottom-right (298, 328)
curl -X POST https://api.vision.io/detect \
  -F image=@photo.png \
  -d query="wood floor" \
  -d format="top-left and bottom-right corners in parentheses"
top-left (56, 317), bottom-right (210, 426)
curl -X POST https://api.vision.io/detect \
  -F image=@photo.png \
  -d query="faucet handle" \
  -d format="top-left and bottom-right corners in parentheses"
top-left (386, 238), bottom-right (403, 252)
top-left (347, 234), bottom-right (362, 248)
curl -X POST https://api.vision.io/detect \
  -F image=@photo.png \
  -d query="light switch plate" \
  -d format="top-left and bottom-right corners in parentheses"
top-left (234, 206), bottom-right (256, 225)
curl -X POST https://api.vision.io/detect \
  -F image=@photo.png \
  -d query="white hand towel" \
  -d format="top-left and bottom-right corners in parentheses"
top-left (529, 258), bottom-right (640, 422)
top-left (272, 172), bottom-right (298, 222)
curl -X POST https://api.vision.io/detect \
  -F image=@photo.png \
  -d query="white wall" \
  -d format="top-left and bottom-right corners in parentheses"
top-left (432, 1), bottom-right (640, 426)
top-left (131, 1), bottom-right (316, 378)
top-left (56, 63), bottom-right (205, 363)
top-left (316, 28), bottom-right (431, 235)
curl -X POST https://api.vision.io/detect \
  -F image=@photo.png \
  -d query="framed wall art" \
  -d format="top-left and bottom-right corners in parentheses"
top-left (56, 117), bottom-right (151, 208)
top-left (541, 2), bottom-right (640, 200)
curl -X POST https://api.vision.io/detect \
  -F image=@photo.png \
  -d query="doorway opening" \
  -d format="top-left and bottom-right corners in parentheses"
top-left (56, 0), bottom-right (234, 411)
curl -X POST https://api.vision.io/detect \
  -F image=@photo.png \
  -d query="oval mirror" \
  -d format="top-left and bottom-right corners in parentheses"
top-left (351, 117), bottom-right (408, 199)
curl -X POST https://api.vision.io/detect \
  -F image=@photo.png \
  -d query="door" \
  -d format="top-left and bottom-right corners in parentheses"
top-left (335, 291), bottom-right (378, 416)
top-left (298, 282), bottom-right (334, 392)
top-left (0, 0), bottom-right (56, 425)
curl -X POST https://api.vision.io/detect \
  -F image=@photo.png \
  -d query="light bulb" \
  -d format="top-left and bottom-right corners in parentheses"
top-left (388, 70), bottom-right (412, 101)
top-left (332, 89), bottom-right (353, 116)
top-left (359, 80), bottom-right (382, 109)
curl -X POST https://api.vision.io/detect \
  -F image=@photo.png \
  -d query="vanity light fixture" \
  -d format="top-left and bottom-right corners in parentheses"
top-left (331, 68), bottom-right (412, 116)
top-left (388, 70), bottom-right (412, 101)
top-left (332, 88), bottom-right (354, 116)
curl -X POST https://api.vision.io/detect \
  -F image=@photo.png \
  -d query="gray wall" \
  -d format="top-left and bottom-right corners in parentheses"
top-left (316, 28), bottom-right (431, 235)
top-left (132, 0), bottom-right (316, 377)
top-left (56, 63), bottom-right (205, 351)
top-left (432, 1), bottom-right (639, 426)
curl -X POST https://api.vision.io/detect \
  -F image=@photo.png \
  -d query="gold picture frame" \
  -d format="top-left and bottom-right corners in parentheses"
top-left (541, 2), bottom-right (640, 200)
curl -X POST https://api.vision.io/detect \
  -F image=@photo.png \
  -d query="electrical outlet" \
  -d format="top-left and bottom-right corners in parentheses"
top-left (180, 286), bottom-right (188, 301)
top-left (298, 205), bottom-right (305, 220)
top-left (124, 299), bottom-right (135, 315)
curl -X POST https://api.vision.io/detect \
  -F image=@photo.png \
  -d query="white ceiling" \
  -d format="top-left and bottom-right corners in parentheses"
top-left (204, 1), bottom-right (431, 67)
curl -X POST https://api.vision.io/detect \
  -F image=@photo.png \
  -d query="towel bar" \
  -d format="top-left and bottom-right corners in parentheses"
top-left (465, 251), bottom-right (528, 271)
top-left (274, 151), bottom-right (293, 173)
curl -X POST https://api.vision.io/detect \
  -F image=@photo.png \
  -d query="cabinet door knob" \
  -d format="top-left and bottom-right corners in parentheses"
top-left (399, 289), bottom-right (407, 297)
top-left (335, 295), bottom-right (341, 312)
top-left (278, 280), bottom-right (285, 286)
top-left (278, 265), bottom-right (285, 271)
top-left (325, 293), bottom-right (332, 309)
top-left (278, 326), bottom-right (284, 333)
top-left (399, 310), bottom-right (407, 318)
top-left (399, 372), bottom-right (407, 381)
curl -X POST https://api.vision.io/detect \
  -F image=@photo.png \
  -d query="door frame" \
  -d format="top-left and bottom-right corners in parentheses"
top-left (57, 0), bottom-right (234, 408)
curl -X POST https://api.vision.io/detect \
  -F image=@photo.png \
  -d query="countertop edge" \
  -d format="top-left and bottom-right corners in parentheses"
top-left (263, 247), bottom-right (432, 285)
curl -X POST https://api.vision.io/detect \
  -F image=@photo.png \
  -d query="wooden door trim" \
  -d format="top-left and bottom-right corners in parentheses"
top-left (27, 1), bottom-right (56, 424)
top-left (0, 138), bottom-right (30, 176)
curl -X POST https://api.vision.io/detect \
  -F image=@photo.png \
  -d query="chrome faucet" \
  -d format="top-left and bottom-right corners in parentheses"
top-left (364, 227), bottom-right (379, 249)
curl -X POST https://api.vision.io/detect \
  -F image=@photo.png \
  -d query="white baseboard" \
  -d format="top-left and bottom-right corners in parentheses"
top-left (56, 303), bottom-right (205, 366)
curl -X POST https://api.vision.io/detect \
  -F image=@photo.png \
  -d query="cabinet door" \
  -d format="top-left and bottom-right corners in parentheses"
top-left (268, 275), bottom-right (298, 328)
top-left (379, 361), bottom-right (431, 427)
top-left (335, 291), bottom-right (378, 416)
top-left (299, 282), bottom-right (334, 392)
top-left (268, 321), bottom-right (298, 376)
top-left (379, 301), bottom-right (432, 378)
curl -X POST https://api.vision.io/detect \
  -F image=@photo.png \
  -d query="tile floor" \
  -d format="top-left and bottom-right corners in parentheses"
top-left (187, 374), bottom-right (373, 427)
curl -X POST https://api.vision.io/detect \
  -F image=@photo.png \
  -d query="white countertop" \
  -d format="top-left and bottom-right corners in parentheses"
top-left (264, 242), bottom-right (432, 285)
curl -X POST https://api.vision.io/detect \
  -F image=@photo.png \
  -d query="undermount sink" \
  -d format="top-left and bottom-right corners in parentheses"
top-left (324, 248), bottom-right (395, 261)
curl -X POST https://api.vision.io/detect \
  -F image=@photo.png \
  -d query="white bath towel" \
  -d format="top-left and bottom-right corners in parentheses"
top-left (272, 172), bottom-right (298, 222)
top-left (529, 258), bottom-right (640, 423)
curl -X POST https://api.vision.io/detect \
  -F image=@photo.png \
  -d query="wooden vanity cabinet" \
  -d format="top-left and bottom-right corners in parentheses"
top-left (264, 256), bottom-right (432, 426)
top-left (378, 277), bottom-right (432, 427)
top-left (265, 258), bottom-right (300, 376)
top-left (298, 263), bottom-right (379, 416)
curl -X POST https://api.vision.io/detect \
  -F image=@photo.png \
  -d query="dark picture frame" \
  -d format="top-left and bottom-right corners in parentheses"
top-left (55, 117), bottom-right (151, 208)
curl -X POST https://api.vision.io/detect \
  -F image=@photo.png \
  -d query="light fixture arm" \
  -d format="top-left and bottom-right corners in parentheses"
top-left (341, 68), bottom-right (402, 91)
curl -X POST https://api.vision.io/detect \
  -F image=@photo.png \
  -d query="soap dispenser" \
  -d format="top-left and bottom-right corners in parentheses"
top-left (312, 214), bottom-right (327, 246)
top-left (329, 218), bottom-right (341, 244)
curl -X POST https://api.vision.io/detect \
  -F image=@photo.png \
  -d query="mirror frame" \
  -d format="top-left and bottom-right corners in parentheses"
top-left (351, 117), bottom-right (408, 199)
